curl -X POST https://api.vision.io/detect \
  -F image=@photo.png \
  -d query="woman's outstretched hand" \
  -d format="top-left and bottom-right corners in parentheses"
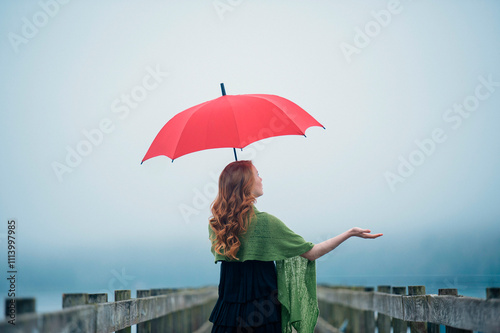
top-left (349, 227), bottom-right (383, 239)
top-left (301, 227), bottom-right (384, 261)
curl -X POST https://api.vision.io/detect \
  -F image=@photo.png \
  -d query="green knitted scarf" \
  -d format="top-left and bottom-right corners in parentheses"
top-left (209, 206), bottom-right (319, 333)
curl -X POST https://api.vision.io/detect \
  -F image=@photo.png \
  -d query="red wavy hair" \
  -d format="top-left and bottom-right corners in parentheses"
top-left (209, 160), bottom-right (256, 260)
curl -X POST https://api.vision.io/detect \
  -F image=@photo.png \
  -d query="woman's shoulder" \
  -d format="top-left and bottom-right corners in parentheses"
top-left (253, 206), bottom-right (283, 224)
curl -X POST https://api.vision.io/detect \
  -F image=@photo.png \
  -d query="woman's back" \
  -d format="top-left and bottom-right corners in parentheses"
top-left (208, 160), bottom-right (383, 332)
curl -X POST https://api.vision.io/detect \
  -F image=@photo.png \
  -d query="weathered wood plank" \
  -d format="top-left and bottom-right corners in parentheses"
top-left (317, 287), bottom-right (404, 318)
top-left (317, 288), bottom-right (375, 311)
top-left (95, 302), bottom-right (116, 333)
top-left (1, 312), bottom-right (39, 333)
top-left (44, 305), bottom-right (96, 333)
top-left (0, 304), bottom-right (97, 333)
top-left (427, 295), bottom-right (500, 332)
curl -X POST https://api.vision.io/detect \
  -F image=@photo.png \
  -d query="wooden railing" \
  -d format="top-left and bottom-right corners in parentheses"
top-left (2, 285), bottom-right (499, 332)
top-left (317, 285), bottom-right (500, 333)
top-left (1, 287), bottom-right (217, 333)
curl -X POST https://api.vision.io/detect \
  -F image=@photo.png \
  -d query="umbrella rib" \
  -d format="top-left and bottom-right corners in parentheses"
top-left (278, 107), bottom-right (306, 136)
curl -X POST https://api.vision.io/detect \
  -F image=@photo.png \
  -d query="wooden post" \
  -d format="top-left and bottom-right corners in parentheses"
top-left (439, 288), bottom-right (458, 296)
top-left (363, 287), bottom-right (376, 333)
top-left (324, 300), bottom-right (333, 325)
top-left (347, 286), bottom-right (364, 333)
top-left (170, 288), bottom-right (183, 333)
top-left (174, 309), bottom-right (184, 332)
top-left (166, 289), bottom-right (176, 333)
top-left (392, 287), bottom-right (407, 333)
top-left (438, 289), bottom-right (472, 333)
top-left (428, 321), bottom-right (440, 333)
top-left (181, 293), bottom-right (192, 332)
top-left (62, 293), bottom-right (88, 308)
top-left (137, 290), bottom-right (151, 333)
top-left (427, 288), bottom-right (455, 333)
top-left (332, 303), bottom-right (348, 327)
top-left (201, 300), bottom-right (207, 327)
top-left (326, 300), bottom-right (333, 324)
top-left (190, 303), bottom-right (201, 331)
top-left (115, 290), bottom-right (132, 333)
top-left (182, 292), bottom-right (194, 332)
top-left (151, 288), bottom-right (172, 332)
top-left (328, 286), bottom-right (344, 327)
top-left (339, 286), bottom-right (350, 330)
top-left (61, 293), bottom-right (90, 332)
top-left (427, 290), bottom-right (440, 333)
top-left (408, 286), bottom-right (427, 333)
top-left (376, 286), bottom-right (391, 333)
top-left (88, 293), bottom-right (108, 304)
top-left (486, 287), bottom-right (500, 300)
top-left (204, 298), bottom-right (217, 327)
top-left (4, 298), bottom-right (35, 318)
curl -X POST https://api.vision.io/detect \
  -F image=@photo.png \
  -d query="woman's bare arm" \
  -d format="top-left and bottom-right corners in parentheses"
top-left (300, 228), bottom-right (383, 261)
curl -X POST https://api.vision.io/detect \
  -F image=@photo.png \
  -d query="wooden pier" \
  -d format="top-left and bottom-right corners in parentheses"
top-left (1, 285), bottom-right (499, 332)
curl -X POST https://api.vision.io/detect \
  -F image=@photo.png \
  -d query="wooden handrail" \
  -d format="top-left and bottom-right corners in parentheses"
top-left (317, 285), bottom-right (500, 332)
top-left (3, 285), bottom-right (499, 332)
top-left (0, 287), bottom-right (218, 333)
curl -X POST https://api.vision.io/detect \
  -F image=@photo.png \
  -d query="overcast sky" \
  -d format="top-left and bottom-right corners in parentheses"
top-left (1, 0), bottom-right (499, 311)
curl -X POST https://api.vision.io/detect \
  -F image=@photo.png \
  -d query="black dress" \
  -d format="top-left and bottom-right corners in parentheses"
top-left (209, 260), bottom-right (282, 332)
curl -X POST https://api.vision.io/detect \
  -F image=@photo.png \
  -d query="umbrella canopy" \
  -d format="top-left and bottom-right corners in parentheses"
top-left (142, 86), bottom-right (324, 163)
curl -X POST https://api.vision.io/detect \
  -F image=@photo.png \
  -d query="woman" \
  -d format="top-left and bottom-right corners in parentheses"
top-left (208, 160), bottom-right (382, 333)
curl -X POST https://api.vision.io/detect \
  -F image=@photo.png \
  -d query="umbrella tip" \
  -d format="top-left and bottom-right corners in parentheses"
top-left (220, 83), bottom-right (226, 96)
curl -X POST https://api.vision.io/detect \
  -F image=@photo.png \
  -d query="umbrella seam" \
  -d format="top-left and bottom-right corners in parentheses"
top-left (171, 104), bottom-right (205, 159)
top-left (253, 94), bottom-right (309, 136)
top-left (226, 96), bottom-right (242, 149)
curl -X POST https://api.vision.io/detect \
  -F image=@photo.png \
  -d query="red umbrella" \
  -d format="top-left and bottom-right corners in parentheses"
top-left (142, 83), bottom-right (324, 163)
